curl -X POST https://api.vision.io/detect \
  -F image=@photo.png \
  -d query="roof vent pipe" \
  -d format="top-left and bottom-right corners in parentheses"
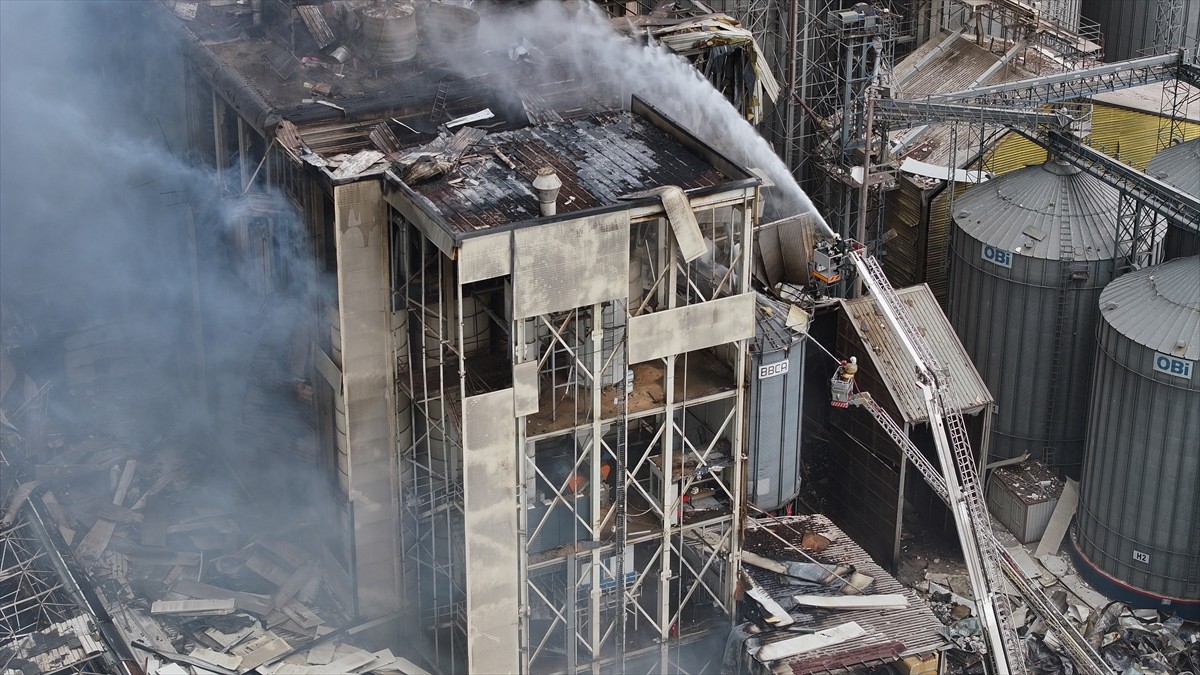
top-left (532, 167), bottom-right (562, 217)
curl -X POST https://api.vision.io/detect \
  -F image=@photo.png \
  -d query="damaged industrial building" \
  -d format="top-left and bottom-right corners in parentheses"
top-left (1, 1), bottom-right (1197, 675)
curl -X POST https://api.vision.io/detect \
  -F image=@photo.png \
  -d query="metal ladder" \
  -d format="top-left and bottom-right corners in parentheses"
top-left (852, 393), bottom-right (1110, 675)
top-left (943, 402), bottom-right (1027, 675)
top-left (613, 302), bottom-right (630, 672)
top-left (852, 250), bottom-right (1023, 674)
top-left (1041, 177), bottom-right (1077, 471)
top-left (431, 81), bottom-right (450, 122)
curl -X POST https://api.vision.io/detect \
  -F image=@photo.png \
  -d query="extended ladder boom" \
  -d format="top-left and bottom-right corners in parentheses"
top-left (845, 247), bottom-right (1023, 675)
top-left (851, 393), bottom-right (1110, 675)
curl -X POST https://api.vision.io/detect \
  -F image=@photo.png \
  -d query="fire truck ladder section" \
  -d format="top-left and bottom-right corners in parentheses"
top-left (844, 249), bottom-right (1111, 675)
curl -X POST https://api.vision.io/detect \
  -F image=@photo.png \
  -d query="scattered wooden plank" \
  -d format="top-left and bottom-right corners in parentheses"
top-left (282, 603), bottom-right (322, 629)
top-left (755, 622), bottom-right (867, 662)
top-left (171, 579), bottom-right (273, 617)
top-left (140, 495), bottom-right (168, 548)
top-left (235, 633), bottom-right (291, 673)
top-left (34, 464), bottom-right (108, 482)
top-left (112, 459), bottom-right (137, 506)
top-left (305, 641), bottom-right (336, 666)
top-left (75, 519), bottom-right (116, 561)
top-left (1, 480), bottom-right (40, 527)
top-left (324, 651), bottom-right (375, 673)
top-left (130, 467), bottom-right (187, 511)
top-left (107, 537), bottom-right (201, 566)
top-left (88, 499), bottom-right (144, 525)
top-left (791, 594), bottom-right (907, 610)
top-left (150, 599), bottom-right (236, 616)
top-left (40, 491), bottom-right (75, 544)
top-left (206, 625), bottom-right (258, 652)
top-left (259, 539), bottom-right (311, 569)
top-left (247, 552), bottom-right (293, 587)
top-left (273, 564), bottom-right (318, 610)
top-left (189, 647), bottom-right (243, 671)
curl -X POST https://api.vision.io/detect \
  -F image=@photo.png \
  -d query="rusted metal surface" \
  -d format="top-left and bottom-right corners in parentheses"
top-left (408, 111), bottom-right (729, 233)
top-left (295, 5), bottom-right (336, 50)
top-left (743, 515), bottom-right (946, 672)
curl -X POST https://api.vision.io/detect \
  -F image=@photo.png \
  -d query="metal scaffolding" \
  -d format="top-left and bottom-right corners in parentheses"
top-left (0, 496), bottom-right (124, 675)
top-left (390, 182), bottom-right (759, 673)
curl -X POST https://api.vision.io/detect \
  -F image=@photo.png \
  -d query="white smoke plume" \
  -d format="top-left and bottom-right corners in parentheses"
top-left (448, 0), bottom-right (832, 234)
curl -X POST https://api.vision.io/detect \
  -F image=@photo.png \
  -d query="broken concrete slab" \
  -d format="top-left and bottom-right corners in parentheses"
top-left (1037, 553), bottom-right (1072, 578)
top-left (151, 599), bottom-right (237, 616)
top-left (792, 594), bottom-right (907, 610)
top-left (1033, 478), bottom-right (1077, 558)
top-left (755, 622), bottom-right (867, 662)
top-left (1006, 545), bottom-right (1042, 579)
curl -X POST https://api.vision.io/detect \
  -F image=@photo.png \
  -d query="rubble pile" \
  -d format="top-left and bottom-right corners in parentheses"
top-left (0, 303), bottom-right (422, 675)
top-left (910, 550), bottom-right (1200, 674)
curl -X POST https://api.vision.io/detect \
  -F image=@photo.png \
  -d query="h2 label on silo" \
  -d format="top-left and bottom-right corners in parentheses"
top-left (1133, 550), bottom-right (1150, 564)
top-left (981, 243), bottom-right (1013, 268)
top-left (1153, 353), bottom-right (1193, 379)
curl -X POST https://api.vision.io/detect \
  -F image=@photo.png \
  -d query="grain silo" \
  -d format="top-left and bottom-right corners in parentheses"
top-left (746, 293), bottom-right (808, 511)
top-left (947, 159), bottom-right (1118, 478)
top-left (1072, 255), bottom-right (1200, 620)
top-left (1081, 0), bottom-right (1199, 62)
top-left (1146, 139), bottom-right (1200, 260)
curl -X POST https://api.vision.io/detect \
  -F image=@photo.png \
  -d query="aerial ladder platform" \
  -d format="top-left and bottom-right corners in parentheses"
top-left (825, 241), bottom-right (1112, 675)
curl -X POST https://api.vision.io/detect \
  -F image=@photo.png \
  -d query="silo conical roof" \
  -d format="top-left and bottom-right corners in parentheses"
top-left (952, 159), bottom-right (1119, 261)
top-left (1147, 138), bottom-right (1200, 198)
top-left (1099, 255), bottom-right (1200, 360)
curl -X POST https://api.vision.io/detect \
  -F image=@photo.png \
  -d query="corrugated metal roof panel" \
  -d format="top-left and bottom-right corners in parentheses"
top-left (1099, 255), bottom-right (1200, 360)
top-left (408, 110), bottom-right (730, 233)
top-left (841, 284), bottom-right (993, 424)
top-left (744, 514), bottom-right (946, 669)
top-left (895, 34), bottom-right (1027, 99)
top-left (881, 179), bottom-right (923, 288)
top-left (1089, 104), bottom-right (1200, 171)
top-left (983, 131), bottom-right (1049, 176)
top-left (951, 160), bottom-right (1119, 261)
top-left (1147, 138), bottom-right (1200, 198)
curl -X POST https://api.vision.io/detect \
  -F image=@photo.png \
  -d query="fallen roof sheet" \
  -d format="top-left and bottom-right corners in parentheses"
top-left (840, 283), bottom-right (993, 423)
top-left (742, 514), bottom-right (946, 674)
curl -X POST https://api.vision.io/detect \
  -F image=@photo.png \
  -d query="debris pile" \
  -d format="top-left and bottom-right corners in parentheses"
top-left (726, 515), bottom-right (945, 673)
top-left (907, 529), bottom-right (1200, 674)
top-left (0, 305), bottom-right (422, 674)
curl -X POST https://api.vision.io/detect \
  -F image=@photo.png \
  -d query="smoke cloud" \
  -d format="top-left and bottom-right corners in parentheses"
top-left (445, 0), bottom-right (832, 233)
top-left (0, 1), bottom-right (329, 533)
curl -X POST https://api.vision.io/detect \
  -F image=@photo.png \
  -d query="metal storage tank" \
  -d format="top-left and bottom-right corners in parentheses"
top-left (948, 159), bottom-right (1118, 478)
top-left (1147, 139), bottom-right (1200, 260)
top-left (1072, 255), bottom-right (1200, 619)
top-left (746, 293), bottom-right (808, 511)
top-left (1081, 0), bottom-right (1199, 62)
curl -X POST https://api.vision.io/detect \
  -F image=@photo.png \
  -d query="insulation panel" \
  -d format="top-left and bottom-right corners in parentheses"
top-left (334, 181), bottom-right (401, 616)
top-left (462, 390), bottom-right (520, 673)
top-left (513, 212), bottom-right (629, 319)
top-left (628, 292), bottom-right (756, 363)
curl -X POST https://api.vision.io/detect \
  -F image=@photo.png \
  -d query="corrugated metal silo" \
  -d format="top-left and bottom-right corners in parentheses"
top-left (747, 293), bottom-right (807, 511)
top-left (948, 159), bottom-right (1118, 478)
top-left (1147, 139), bottom-right (1200, 260)
top-left (1072, 255), bottom-right (1200, 619)
top-left (1081, 0), bottom-right (1199, 62)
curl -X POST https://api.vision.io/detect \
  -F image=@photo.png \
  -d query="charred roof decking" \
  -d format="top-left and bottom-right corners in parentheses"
top-left (392, 101), bottom-right (757, 236)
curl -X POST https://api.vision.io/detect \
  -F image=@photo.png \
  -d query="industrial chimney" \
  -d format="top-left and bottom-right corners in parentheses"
top-left (532, 167), bottom-right (562, 217)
